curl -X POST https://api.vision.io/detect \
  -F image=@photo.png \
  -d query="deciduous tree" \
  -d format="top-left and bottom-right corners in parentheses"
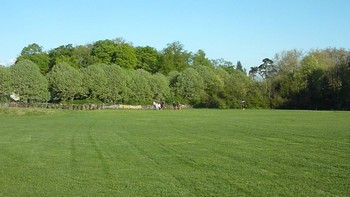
top-left (149, 73), bottom-right (171, 101)
top-left (159, 41), bottom-right (190, 74)
top-left (194, 65), bottom-right (225, 108)
top-left (16, 43), bottom-right (50, 75)
top-left (81, 64), bottom-right (109, 101)
top-left (135, 46), bottom-right (160, 73)
top-left (192, 50), bottom-right (213, 68)
top-left (129, 69), bottom-right (153, 104)
top-left (91, 39), bottom-right (117, 64)
top-left (101, 64), bottom-right (131, 103)
top-left (175, 68), bottom-right (204, 105)
top-left (46, 62), bottom-right (83, 102)
top-left (113, 42), bottom-right (137, 70)
top-left (0, 66), bottom-right (11, 101)
top-left (48, 44), bottom-right (79, 70)
top-left (10, 60), bottom-right (49, 102)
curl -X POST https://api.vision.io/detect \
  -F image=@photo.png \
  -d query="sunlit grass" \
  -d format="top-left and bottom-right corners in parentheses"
top-left (0, 109), bottom-right (349, 196)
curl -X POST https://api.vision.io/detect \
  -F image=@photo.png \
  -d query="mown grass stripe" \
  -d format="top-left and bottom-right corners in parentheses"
top-left (0, 109), bottom-right (349, 196)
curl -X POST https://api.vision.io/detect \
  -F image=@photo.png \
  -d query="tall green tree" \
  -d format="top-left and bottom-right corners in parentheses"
top-left (236, 61), bottom-right (244, 73)
top-left (257, 58), bottom-right (277, 108)
top-left (297, 54), bottom-right (325, 109)
top-left (73, 45), bottom-right (95, 68)
top-left (272, 50), bottom-right (304, 108)
top-left (258, 58), bottom-right (276, 79)
top-left (292, 49), bottom-right (350, 109)
top-left (90, 39), bottom-right (117, 64)
top-left (167, 70), bottom-right (181, 100)
top-left (149, 73), bottom-right (171, 101)
top-left (246, 80), bottom-right (269, 108)
top-left (192, 50), bottom-right (213, 68)
top-left (113, 42), bottom-right (137, 70)
top-left (10, 60), bottom-right (50, 102)
top-left (48, 44), bottom-right (79, 70)
top-left (129, 69), bottom-right (153, 104)
top-left (81, 64), bottom-right (109, 101)
top-left (249, 66), bottom-right (259, 80)
top-left (46, 62), bottom-right (83, 102)
top-left (16, 43), bottom-right (50, 75)
top-left (311, 48), bottom-right (349, 109)
top-left (224, 70), bottom-right (250, 108)
top-left (212, 58), bottom-right (235, 74)
top-left (101, 64), bottom-right (131, 103)
top-left (194, 65), bottom-right (225, 108)
top-left (159, 41), bottom-right (190, 74)
top-left (0, 66), bottom-right (11, 101)
top-left (338, 55), bottom-right (350, 109)
top-left (175, 68), bottom-right (205, 105)
top-left (213, 67), bottom-right (230, 84)
top-left (135, 46), bottom-right (160, 73)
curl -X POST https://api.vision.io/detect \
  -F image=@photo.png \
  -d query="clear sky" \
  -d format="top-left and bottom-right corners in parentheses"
top-left (1, 0), bottom-right (349, 69)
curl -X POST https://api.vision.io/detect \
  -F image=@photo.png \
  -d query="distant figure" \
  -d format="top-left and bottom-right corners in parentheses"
top-left (153, 101), bottom-right (159, 110)
top-left (172, 101), bottom-right (177, 110)
top-left (160, 101), bottom-right (165, 110)
top-left (176, 101), bottom-right (181, 110)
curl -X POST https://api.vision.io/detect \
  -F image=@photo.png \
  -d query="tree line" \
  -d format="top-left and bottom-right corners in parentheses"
top-left (0, 38), bottom-right (349, 109)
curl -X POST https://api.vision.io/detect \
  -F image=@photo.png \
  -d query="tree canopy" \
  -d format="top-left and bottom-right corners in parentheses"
top-left (46, 62), bottom-right (83, 102)
top-left (10, 60), bottom-right (50, 102)
top-left (0, 39), bottom-right (348, 110)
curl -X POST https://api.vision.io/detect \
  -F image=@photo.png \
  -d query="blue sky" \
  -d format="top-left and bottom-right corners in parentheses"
top-left (1, 0), bottom-right (349, 70)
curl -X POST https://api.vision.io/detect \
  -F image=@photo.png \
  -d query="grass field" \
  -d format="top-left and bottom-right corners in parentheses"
top-left (0, 108), bottom-right (349, 196)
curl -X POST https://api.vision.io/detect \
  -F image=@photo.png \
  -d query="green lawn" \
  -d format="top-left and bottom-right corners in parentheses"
top-left (0, 108), bottom-right (349, 196)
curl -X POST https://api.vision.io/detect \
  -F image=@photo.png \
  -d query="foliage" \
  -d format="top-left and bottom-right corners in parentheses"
top-left (46, 62), bottom-right (83, 102)
top-left (91, 39), bottom-right (117, 64)
top-left (159, 41), bottom-right (191, 74)
top-left (10, 60), bottom-right (50, 102)
top-left (135, 46), bottom-right (160, 73)
top-left (236, 60), bottom-right (244, 73)
top-left (245, 81), bottom-right (269, 108)
top-left (16, 43), bottom-right (50, 74)
top-left (258, 58), bottom-right (276, 79)
top-left (80, 64), bottom-right (109, 101)
top-left (194, 65), bottom-right (225, 108)
top-left (6, 40), bottom-right (350, 109)
top-left (0, 66), bottom-right (11, 99)
top-left (48, 44), bottom-right (80, 69)
top-left (192, 49), bottom-right (213, 68)
top-left (249, 66), bottom-right (259, 80)
top-left (73, 45), bottom-right (95, 68)
top-left (113, 42), bottom-right (138, 69)
top-left (224, 70), bottom-right (250, 108)
top-left (101, 64), bottom-right (131, 103)
top-left (149, 73), bottom-right (171, 101)
top-left (175, 68), bottom-right (205, 105)
top-left (128, 69), bottom-right (153, 104)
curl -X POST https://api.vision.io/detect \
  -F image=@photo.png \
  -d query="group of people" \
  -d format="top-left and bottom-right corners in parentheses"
top-left (152, 101), bottom-right (182, 110)
top-left (153, 101), bottom-right (165, 110)
top-left (172, 101), bottom-right (182, 110)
